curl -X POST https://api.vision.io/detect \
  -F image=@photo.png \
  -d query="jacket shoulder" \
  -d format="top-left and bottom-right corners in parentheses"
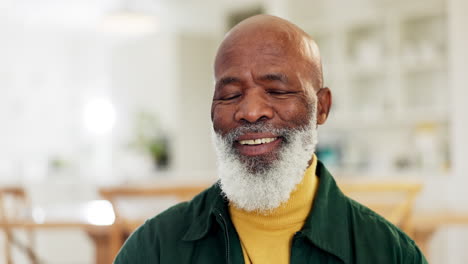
top-left (344, 196), bottom-right (427, 263)
top-left (151, 182), bottom-right (218, 228)
top-left (114, 183), bottom-right (219, 263)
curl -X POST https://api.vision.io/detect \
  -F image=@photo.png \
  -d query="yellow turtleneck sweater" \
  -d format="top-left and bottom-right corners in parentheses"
top-left (229, 156), bottom-right (319, 264)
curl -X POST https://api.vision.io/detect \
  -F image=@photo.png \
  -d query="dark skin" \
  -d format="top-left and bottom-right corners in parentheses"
top-left (211, 15), bottom-right (332, 162)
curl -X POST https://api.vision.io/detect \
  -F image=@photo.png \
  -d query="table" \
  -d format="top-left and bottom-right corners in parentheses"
top-left (412, 211), bottom-right (468, 259)
top-left (0, 220), bottom-right (114, 264)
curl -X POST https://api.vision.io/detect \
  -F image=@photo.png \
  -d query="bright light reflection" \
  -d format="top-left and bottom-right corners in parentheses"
top-left (84, 200), bottom-right (115, 226)
top-left (83, 97), bottom-right (116, 135)
top-left (101, 12), bottom-right (158, 36)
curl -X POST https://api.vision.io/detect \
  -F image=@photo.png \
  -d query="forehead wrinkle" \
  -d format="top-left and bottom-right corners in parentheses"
top-left (220, 39), bottom-right (289, 64)
top-left (255, 43), bottom-right (286, 57)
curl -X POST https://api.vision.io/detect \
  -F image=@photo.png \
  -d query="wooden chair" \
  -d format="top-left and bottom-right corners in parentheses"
top-left (99, 184), bottom-right (209, 261)
top-left (339, 182), bottom-right (422, 235)
top-left (0, 187), bottom-right (39, 264)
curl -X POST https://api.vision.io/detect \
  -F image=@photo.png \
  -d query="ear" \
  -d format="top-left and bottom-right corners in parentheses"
top-left (316, 87), bottom-right (332, 125)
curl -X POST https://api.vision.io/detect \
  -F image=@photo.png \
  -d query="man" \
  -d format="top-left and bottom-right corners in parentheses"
top-left (115, 15), bottom-right (427, 264)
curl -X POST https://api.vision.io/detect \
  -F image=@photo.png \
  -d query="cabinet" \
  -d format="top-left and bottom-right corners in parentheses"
top-left (284, 0), bottom-right (450, 176)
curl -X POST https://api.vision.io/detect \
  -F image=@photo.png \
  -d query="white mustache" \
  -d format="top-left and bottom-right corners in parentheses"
top-left (221, 123), bottom-right (308, 145)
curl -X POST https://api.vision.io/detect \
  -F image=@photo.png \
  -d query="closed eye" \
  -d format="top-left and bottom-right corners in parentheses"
top-left (267, 90), bottom-right (295, 95)
top-left (220, 94), bottom-right (241, 101)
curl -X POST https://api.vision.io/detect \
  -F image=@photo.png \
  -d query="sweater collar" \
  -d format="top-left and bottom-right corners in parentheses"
top-left (182, 160), bottom-right (351, 264)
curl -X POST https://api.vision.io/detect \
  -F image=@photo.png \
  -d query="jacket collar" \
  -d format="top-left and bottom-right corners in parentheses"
top-left (182, 182), bottom-right (228, 241)
top-left (300, 160), bottom-right (351, 263)
top-left (182, 161), bottom-right (352, 263)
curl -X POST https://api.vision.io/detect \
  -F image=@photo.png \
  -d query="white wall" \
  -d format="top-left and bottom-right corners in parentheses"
top-left (438, 0), bottom-right (468, 263)
top-left (172, 33), bottom-right (219, 177)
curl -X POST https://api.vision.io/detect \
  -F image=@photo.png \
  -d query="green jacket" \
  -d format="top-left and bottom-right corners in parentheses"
top-left (115, 161), bottom-right (427, 264)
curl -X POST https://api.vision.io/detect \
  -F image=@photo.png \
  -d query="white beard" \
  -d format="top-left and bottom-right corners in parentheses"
top-left (211, 105), bottom-right (318, 213)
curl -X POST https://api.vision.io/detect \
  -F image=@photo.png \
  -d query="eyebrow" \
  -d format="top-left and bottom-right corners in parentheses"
top-left (216, 76), bottom-right (241, 90)
top-left (258, 73), bottom-right (289, 84)
top-left (215, 73), bottom-right (288, 90)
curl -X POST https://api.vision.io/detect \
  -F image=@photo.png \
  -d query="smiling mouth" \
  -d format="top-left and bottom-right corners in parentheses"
top-left (234, 135), bottom-right (282, 157)
top-left (238, 137), bottom-right (277, 145)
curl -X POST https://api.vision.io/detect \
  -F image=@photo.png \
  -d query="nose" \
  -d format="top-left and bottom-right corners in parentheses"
top-left (234, 90), bottom-right (274, 123)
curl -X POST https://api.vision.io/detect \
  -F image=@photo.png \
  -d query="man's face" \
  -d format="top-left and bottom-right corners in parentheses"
top-left (210, 16), bottom-right (331, 212)
top-left (211, 39), bottom-right (317, 166)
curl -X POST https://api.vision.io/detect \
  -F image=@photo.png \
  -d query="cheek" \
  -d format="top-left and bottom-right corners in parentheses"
top-left (275, 100), bottom-right (311, 127)
top-left (211, 105), bottom-right (234, 134)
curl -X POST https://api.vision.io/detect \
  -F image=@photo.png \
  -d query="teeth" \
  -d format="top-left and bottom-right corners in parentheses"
top-left (239, 137), bottom-right (277, 145)
top-left (240, 139), bottom-right (255, 145)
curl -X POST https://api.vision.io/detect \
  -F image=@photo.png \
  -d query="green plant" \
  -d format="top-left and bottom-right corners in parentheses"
top-left (131, 111), bottom-right (169, 168)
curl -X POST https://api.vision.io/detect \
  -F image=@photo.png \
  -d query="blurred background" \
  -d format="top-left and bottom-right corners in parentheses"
top-left (1, 0), bottom-right (468, 263)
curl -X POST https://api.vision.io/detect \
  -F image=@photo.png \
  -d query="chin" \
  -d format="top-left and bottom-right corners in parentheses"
top-left (236, 150), bottom-right (281, 174)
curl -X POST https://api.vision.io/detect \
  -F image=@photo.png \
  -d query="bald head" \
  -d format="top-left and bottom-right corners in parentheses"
top-left (214, 14), bottom-right (323, 91)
